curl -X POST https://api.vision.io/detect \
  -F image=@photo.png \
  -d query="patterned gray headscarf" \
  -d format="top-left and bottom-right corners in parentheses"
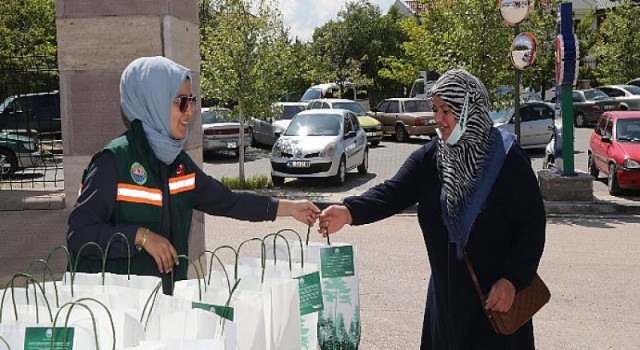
top-left (120, 56), bottom-right (192, 165)
top-left (428, 69), bottom-right (494, 222)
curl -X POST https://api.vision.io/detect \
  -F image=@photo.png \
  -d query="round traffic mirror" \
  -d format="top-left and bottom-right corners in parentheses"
top-left (498, 0), bottom-right (533, 26)
top-left (510, 32), bottom-right (537, 70)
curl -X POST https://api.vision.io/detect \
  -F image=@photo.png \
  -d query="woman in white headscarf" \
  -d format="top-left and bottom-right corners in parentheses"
top-left (67, 56), bottom-right (319, 283)
top-left (318, 69), bottom-right (545, 349)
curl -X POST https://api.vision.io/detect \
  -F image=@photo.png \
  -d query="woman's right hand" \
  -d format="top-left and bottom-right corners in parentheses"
top-left (318, 205), bottom-right (352, 237)
top-left (136, 228), bottom-right (178, 273)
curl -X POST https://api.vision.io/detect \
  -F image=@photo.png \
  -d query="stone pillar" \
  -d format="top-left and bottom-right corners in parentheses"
top-left (56, 0), bottom-right (204, 266)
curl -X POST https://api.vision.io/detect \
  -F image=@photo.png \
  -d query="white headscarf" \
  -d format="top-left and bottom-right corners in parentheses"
top-left (120, 56), bottom-right (192, 165)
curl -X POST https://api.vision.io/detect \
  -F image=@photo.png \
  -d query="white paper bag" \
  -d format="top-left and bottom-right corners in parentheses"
top-left (266, 241), bottom-right (361, 350)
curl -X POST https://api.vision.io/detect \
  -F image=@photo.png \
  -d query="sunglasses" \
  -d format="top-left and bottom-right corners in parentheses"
top-left (175, 95), bottom-right (198, 113)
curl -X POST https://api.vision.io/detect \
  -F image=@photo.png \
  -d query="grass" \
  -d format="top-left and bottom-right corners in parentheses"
top-left (220, 174), bottom-right (272, 190)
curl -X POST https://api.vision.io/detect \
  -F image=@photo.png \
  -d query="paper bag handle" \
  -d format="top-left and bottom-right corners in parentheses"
top-left (53, 298), bottom-right (116, 350)
top-left (0, 273), bottom-right (53, 324)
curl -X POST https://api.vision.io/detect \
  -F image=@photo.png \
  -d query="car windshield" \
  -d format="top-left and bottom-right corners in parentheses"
top-left (490, 108), bottom-right (514, 124)
top-left (300, 88), bottom-right (323, 101)
top-left (624, 85), bottom-right (640, 95)
top-left (333, 102), bottom-right (365, 115)
top-left (284, 114), bottom-right (341, 136)
top-left (282, 105), bottom-right (306, 119)
top-left (584, 89), bottom-right (609, 101)
top-left (617, 118), bottom-right (640, 142)
top-left (202, 110), bottom-right (236, 123)
top-left (404, 100), bottom-right (432, 112)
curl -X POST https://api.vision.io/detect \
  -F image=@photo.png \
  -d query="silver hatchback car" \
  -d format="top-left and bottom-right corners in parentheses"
top-left (270, 109), bottom-right (368, 186)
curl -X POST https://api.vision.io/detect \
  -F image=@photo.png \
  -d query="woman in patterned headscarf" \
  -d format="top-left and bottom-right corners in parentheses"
top-left (67, 56), bottom-right (320, 284)
top-left (319, 69), bottom-right (546, 349)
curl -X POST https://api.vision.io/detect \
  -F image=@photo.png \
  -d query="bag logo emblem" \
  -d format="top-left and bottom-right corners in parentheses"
top-left (130, 162), bottom-right (148, 185)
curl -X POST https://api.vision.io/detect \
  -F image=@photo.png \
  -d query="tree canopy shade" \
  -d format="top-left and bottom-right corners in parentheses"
top-left (199, 0), bottom-right (291, 181)
top-left (588, 0), bottom-right (640, 85)
top-left (0, 0), bottom-right (58, 99)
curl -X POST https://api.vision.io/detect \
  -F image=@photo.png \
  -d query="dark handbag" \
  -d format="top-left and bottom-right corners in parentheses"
top-left (463, 253), bottom-right (550, 335)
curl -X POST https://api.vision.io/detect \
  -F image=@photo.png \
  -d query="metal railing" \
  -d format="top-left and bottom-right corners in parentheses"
top-left (0, 53), bottom-right (63, 190)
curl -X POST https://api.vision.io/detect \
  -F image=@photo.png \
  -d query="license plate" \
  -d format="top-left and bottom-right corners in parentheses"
top-left (366, 132), bottom-right (375, 137)
top-left (287, 160), bottom-right (310, 168)
top-left (604, 105), bottom-right (615, 110)
top-left (226, 141), bottom-right (237, 149)
top-left (428, 119), bottom-right (436, 125)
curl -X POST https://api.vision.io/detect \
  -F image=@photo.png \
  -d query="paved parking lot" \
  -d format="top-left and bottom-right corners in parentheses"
top-left (202, 128), bottom-right (640, 205)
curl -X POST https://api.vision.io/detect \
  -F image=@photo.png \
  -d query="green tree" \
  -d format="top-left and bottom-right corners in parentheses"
top-left (576, 8), bottom-right (598, 86)
top-left (199, 0), bottom-right (289, 182)
top-left (310, 19), bottom-right (371, 90)
top-left (519, 1), bottom-right (561, 100)
top-left (310, 0), bottom-right (407, 103)
top-left (381, 0), bottom-right (512, 97)
top-left (589, 0), bottom-right (640, 84)
top-left (0, 0), bottom-right (58, 98)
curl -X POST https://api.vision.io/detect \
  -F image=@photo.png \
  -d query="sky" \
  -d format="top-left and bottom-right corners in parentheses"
top-left (279, 0), bottom-right (397, 42)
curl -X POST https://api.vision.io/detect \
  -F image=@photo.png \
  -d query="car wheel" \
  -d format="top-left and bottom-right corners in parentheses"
top-left (608, 163), bottom-right (622, 196)
top-left (395, 124), bottom-right (409, 142)
top-left (588, 153), bottom-right (599, 178)
top-left (0, 149), bottom-right (18, 177)
top-left (271, 175), bottom-right (284, 186)
top-left (370, 140), bottom-right (380, 147)
top-left (357, 148), bottom-right (368, 175)
top-left (332, 157), bottom-right (346, 186)
top-left (574, 113), bottom-right (585, 128)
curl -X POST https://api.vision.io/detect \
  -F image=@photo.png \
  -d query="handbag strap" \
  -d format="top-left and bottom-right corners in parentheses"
top-left (463, 251), bottom-right (484, 300)
top-left (463, 251), bottom-right (495, 320)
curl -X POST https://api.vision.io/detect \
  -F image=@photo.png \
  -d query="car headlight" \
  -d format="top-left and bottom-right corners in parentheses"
top-left (375, 123), bottom-right (382, 131)
top-left (624, 158), bottom-right (640, 169)
top-left (320, 142), bottom-right (336, 157)
top-left (271, 142), bottom-right (282, 157)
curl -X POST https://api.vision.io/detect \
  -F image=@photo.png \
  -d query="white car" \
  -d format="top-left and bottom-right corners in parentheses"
top-left (270, 109), bottom-right (368, 186)
top-left (201, 107), bottom-right (251, 156)
top-left (491, 101), bottom-right (556, 149)
top-left (250, 102), bottom-right (307, 146)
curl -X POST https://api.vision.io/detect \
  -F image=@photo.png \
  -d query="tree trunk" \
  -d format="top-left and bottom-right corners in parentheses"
top-left (238, 98), bottom-right (246, 184)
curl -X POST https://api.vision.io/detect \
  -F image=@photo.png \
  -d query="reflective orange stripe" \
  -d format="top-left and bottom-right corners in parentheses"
top-left (169, 173), bottom-right (196, 195)
top-left (116, 183), bottom-right (162, 206)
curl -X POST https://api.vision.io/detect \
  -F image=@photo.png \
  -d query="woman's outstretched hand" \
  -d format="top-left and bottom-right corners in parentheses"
top-left (318, 205), bottom-right (352, 237)
top-left (277, 199), bottom-right (320, 226)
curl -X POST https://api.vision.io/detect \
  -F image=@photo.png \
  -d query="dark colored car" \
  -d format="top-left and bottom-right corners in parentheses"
top-left (550, 89), bottom-right (620, 127)
top-left (0, 91), bottom-right (61, 136)
top-left (588, 111), bottom-right (640, 195)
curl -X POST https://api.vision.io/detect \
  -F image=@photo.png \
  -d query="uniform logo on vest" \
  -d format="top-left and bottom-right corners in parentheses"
top-left (130, 162), bottom-right (148, 185)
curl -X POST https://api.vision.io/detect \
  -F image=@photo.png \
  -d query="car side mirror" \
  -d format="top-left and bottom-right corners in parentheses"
top-left (601, 135), bottom-right (612, 143)
top-left (370, 107), bottom-right (378, 112)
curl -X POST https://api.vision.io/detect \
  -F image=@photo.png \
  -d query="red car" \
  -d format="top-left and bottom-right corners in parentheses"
top-left (588, 111), bottom-right (640, 195)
